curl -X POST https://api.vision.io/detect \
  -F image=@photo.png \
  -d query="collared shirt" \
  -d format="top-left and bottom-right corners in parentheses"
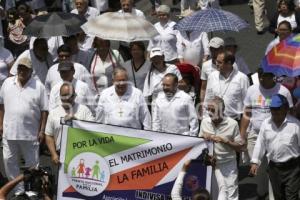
top-left (10, 49), bottom-right (53, 84)
top-left (199, 117), bottom-right (241, 163)
top-left (45, 103), bottom-right (94, 150)
top-left (71, 6), bottom-right (100, 20)
top-left (204, 69), bottom-right (250, 118)
top-left (152, 90), bottom-right (199, 136)
top-left (88, 49), bottom-right (124, 92)
top-left (176, 31), bottom-right (209, 65)
top-left (45, 62), bottom-right (94, 95)
top-left (0, 76), bottom-right (48, 141)
top-left (251, 115), bottom-right (300, 165)
top-left (49, 79), bottom-right (94, 111)
top-left (148, 21), bottom-right (178, 61)
top-left (118, 8), bottom-right (146, 19)
top-left (96, 85), bottom-right (151, 130)
top-left (143, 64), bottom-right (182, 98)
top-left (0, 47), bottom-right (14, 87)
top-left (244, 83), bottom-right (293, 133)
top-left (123, 59), bottom-right (151, 91)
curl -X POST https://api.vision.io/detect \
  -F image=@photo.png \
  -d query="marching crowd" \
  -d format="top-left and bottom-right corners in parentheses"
top-left (0, 0), bottom-right (299, 200)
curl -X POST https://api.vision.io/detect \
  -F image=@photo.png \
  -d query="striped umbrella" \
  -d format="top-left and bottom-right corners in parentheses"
top-left (174, 8), bottom-right (249, 32)
top-left (262, 34), bottom-right (300, 77)
top-left (81, 12), bottom-right (158, 42)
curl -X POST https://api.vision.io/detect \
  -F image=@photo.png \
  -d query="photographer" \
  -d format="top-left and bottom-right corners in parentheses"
top-left (0, 169), bottom-right (53, 200)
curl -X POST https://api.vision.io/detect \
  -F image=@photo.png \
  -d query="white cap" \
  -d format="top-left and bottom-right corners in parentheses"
top-left (208, 37), bottom-right (224, 48)
top-left (157, 5), bottom-right (170, 14)
top-left (150, 47), bottom-right (163, 58)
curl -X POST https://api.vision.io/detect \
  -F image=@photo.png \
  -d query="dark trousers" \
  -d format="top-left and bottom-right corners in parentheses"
top-left (268, 158), bottom-right (300, 200)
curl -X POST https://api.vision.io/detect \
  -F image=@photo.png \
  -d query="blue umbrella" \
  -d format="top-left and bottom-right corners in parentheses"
top-left (175, 8), bottom-right (249, 32)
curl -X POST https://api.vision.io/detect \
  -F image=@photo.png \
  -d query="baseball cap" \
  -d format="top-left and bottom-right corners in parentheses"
top-left (150, 47), bottom-right (163, 58)
top-left (58, 61), bottom-right (74, 71)
top-left (18, 57), bottom-right (32, 69)
top-left (157, 5), bottom-right (170, 14)
top-left (208, 37), bottom-right (224, 48)
top-left (270, 94), bottom-right (289, 108)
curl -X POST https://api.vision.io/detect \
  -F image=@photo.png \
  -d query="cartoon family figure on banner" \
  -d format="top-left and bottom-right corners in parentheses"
top-left (71, 159), bottom-right (106, 182)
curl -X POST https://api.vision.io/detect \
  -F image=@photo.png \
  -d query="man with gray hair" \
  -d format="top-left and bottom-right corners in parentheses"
top-left (96, 67), bottom-right (151, 130)
top-left (71, 0), bottom-right (99, 20)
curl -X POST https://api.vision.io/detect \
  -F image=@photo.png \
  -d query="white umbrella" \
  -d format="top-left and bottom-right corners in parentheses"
top-left (81, 12), bottom-right (158, 42)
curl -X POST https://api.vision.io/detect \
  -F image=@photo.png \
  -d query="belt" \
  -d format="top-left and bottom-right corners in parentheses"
top-left (269, 157), bottom-right (300, 169)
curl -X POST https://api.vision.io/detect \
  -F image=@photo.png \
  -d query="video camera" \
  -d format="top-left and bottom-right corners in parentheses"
top-left (20, 167), bottom-right (54, 200)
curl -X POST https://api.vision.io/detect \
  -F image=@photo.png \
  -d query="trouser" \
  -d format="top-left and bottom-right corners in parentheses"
top-left (2, 139), bottom-right (39, 193)
top-left (214, 159), bottom-right (239, 200)
top-left (247, 130), bottom-right (274, 199)
top-left (268, 158), bottom-right (300, 200)
top-left (253, 0), bottom-right (265, 31)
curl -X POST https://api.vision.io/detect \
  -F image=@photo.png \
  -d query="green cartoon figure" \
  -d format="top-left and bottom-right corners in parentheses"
top-left (92, 160), bottom-right (101, 180)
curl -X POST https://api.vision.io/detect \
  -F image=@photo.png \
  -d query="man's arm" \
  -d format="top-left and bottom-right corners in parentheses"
top-left (0, 174), bottom-right (24, 199)
top-left (240, 106), bottom-right (252, 142)
top-left (187, 98), bottom-right (199, 136)
top-left (38, 111), bottom-right (48, 143)
top-left (45, 135), bottom-right (59, 165)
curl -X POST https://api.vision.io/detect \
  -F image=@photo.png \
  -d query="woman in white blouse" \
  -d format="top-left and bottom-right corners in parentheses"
top-left (87, 37), bottom-right (124, 93)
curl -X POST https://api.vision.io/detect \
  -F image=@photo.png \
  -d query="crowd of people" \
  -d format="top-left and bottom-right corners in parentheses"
top-left (0, 0), bottom-right (299, 200)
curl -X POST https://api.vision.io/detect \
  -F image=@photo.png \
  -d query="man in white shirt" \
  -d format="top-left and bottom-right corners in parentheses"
top-left (249, 94), bottom-right (300, 200)
top-left (199, 96), bottom-right (242, 200)
top-left (71, 0), bottom-right (100, 20)
top-left (0, 57), bottom-right (48, 193)
top-left (45, 44), bottom-right (94, 95)
top-left (240, 68), bottom-right (293, 198)
top-left (200, 37), bottom-right (224, 115)
top-left (152, 73), bottom-right (199, 136)
top-left (10, 38), bottom-right (53, 84)
top-left (96, 67), bottom-right (151, 130)
top-left (46, 83), bottom-right (94, 165)
top-left (118, 0), bottom-right (145, 18)
top-left (49, 61), bottom-right (94, 111)
top-left (204, 50), bottom-right (250, 120)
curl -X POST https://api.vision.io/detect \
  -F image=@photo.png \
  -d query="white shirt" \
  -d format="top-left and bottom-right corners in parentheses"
top-left (244, 83), bottom-right (293, 133)
top-left (277, 14), bottom-right (297, 30)
top-left (204, 68), bottom-right (250, 118)
top-left (96, 85), bottom-right (151, 130)
top-left (78, 35), bottom-right (95, 51)
top-left (45, 62), bottom-right (93, 95)
top-left (88, 49), bottom-right (124, 92)
top-left (118, 8), bottom-right (146, 19)
top-left (29, 36), bottom-right (64, 60)
top-left (251, 115), bottom-right (300, 165)
top-left (265, 37), bottom-right (280, 55)
top-left (143, 64), bottom-right (182, 98)
top-left (71, 6), bottom-right (100, 20)
top-left (49, 79), bottom-right (94, 110)
top-left (0, 47), bottom-right (14, 87)
top-left (0, 76), bottom-right (48, 141)
top-left (201, 59), bottom-right (217, 81)
top-left (123, 59), bottom-right (151, 91)
top-left (45, 104), bottom-right (94, 150)
top-left (176, 31), bottom-right (209, 65)
top-left (152, 90), bottom-right (199, 136)
top-left (90, 0), bottom-right (108, 12)
top-left (10, 50), bottom-right (53, 84)
top-left (199, 117), bottom-right (241, 163)
top-left (148, 21), bottom-right (178, 62)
